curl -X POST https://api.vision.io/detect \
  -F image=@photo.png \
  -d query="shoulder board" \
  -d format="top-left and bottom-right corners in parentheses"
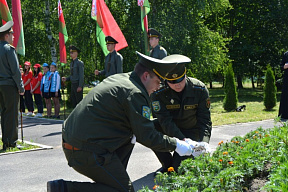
top-left (159, 46), bottom-right (164, 50)
top-left (193, 85), bottom-right (205, 90)
top-left (153, 86), bottom-right (169, 95)
top-left (8, 44), bottom-right (15, 49)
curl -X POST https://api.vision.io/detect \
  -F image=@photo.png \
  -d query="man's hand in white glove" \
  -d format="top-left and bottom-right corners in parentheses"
top-left (192, 142), bottom-right (210, 157)
top-left (175, 138), bottom-right (193, 156)
top-left (184, 138), bottom-right (198, 149)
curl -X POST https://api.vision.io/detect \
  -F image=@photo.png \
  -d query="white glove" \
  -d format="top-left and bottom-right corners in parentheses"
top-left (184, 138), bottom-right (198, 149)
top-left (192, 142), bottom-right (210, 157)
top-left (175, 138), bottom-right (193, 156)
top-left (131, 134), bottom-right (136, 144)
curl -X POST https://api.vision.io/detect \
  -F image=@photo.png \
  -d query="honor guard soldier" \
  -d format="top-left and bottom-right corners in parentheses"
top-left (279, 51), bottom-right (288, 120)
top-left (148, 28), bottom-right (167, 59)
top-left (151, 55), bottom-right (212, 173)
top-left (95, 36), bottom-right (123, 78)
top-left (47, 52), bottom-right (197, 192)
top-left (0, 21), bottom-right (24, 150)
top-left (62, 45), bottom-right (84, 108)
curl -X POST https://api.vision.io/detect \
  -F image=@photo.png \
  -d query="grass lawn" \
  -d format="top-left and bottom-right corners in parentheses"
top-left (0, 140), bottom-right (40, 154)
top-left (38, 82), bottom-right (280, 126)
top-left (210, 85), bottom-right (280, 126)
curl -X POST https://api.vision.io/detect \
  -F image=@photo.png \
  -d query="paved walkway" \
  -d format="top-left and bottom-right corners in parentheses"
top-left (0, 117), bottom-right (282, 192)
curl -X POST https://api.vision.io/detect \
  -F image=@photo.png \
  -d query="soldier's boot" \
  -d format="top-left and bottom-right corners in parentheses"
top-left (47, 179), bottom-right (66, 192)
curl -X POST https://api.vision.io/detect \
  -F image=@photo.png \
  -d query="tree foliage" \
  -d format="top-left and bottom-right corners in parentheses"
top-left (2, 0), bottom-right (288, 89)
top-left (1, 0), bottom-right (230, 85)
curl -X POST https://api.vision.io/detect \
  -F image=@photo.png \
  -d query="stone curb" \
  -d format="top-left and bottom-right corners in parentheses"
top-left (0, 138), bottom-right (53, 156)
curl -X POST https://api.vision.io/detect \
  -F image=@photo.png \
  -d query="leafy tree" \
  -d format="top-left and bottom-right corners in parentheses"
top-left (223, 63), bottom-right (238, 111)
top-left (263, 65), bottom-right (277, 110)
top-left (226, 0), bottom-right (288, 88)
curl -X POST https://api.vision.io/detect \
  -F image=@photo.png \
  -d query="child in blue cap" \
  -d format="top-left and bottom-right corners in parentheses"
top-left (41, 63), bottom-right (52, 118)
top-left (49, 62), bottom-right (61, 119)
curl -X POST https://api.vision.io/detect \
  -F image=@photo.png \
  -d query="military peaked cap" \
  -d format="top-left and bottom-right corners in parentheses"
top-left (136, 51), bottom-right (180, 80)
top-left (0, 20), bottom-right (13, 33)
top-left (148, 28), bottom-right (162, 38)
top-left (105, 36), bottom-right (118, 44)
top-left (162, 54), bottom-right (191, 82)
top-left (69, 45), bottom-right (81, 53)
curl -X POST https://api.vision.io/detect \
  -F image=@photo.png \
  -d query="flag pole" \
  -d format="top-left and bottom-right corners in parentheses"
top-left (61, 66), bottom-right (66, 119)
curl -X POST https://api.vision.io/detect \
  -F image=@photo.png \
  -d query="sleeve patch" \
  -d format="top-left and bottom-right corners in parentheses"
top-left (152, 101), bottom-right (161, 112)
top-left (142, 106), bottom-right (151, 119)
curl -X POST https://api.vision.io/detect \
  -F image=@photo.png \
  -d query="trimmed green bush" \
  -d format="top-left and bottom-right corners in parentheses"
top-left (223, 64), bottom-right (238, 111)
top-left (263, 65), bottom-right (277, 110)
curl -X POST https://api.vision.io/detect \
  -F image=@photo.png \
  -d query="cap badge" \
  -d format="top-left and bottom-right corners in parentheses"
top-left (172, 74), bottom-right (178, 78)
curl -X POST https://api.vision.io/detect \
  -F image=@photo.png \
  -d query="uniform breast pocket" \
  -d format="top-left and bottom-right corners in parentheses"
top-left (183, 104), bottom-right (198, 116)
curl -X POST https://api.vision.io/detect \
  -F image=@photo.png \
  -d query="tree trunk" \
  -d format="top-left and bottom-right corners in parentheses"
top-left (251, 76), bottom-right (255, 89)
top-left (237, 75), bottom-right (243, 89)
top-left (45, 0), bottom-right (57, 63)
top-left (210, 82), bottom-right (213, 89)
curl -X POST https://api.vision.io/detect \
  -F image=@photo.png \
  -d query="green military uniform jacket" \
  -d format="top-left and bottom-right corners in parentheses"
top-left (66, 58), bottom-right (84, 87)
top-left (100, 50), bottom-right (123, 77)
top-left (151, 77), bottom-right (212, 143)
top-left (0, 41), bottom-right (24, 92)
top-left (63, 71), bottom-right (177, 153)
top-left (149, 45), bottom-right (167, 59)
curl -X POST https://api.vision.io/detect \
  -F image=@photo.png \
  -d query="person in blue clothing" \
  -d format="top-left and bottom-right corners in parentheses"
top-left (41, 63), bottom-right (52, 118)
top-left (49, 62), bottom-right (61, 119)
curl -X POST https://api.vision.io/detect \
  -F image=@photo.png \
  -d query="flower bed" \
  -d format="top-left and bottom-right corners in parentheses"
top-left (140, 122), bottom-right (288, 191)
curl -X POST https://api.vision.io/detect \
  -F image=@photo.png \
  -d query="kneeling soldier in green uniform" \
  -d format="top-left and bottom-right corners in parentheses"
top-left (151, 56), bottom-right (212, 173)
top-left (47, 52), bottom-right (195, 192)
top-left (0, 21), bottom-right (24, 150)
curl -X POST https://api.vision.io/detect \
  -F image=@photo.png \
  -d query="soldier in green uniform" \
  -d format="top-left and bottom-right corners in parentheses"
top-left (47, 52), bottom-right (195, 192)
top-left (151, 55), bottom-right (212, 173)
top-left (148, 28), bottom-right (167, 59)
top-left (62, 45), bottom-right (84, 108)
top-left (0, 21), bottom-right (24, 150)
top-left (95, 36), bottom-right (123, 78)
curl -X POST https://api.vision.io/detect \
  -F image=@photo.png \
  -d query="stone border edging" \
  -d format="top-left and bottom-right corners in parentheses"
top-left (0, 138), bottom-right (53, 156)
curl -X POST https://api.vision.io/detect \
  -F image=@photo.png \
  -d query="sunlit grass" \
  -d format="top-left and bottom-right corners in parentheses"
top-left (0, 140), bottom-right (40, 153)
top-left (36, 82), bottom-right (280, 126)
top-left (209, 82), bottom-right (280, 126)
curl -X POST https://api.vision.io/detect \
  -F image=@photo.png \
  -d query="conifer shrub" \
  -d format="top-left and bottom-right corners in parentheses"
top-left (223, 64), bottom-right (238, 111)
top-left (263, 65), bottom-right (277, 110)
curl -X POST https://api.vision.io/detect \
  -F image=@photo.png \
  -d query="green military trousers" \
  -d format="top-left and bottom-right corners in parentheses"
top-left (0, 85), bottom-right (19, 148)
top-left (70, 83), bottom-right (83, 108)
top-left (152, 119), bottom-right (196, 172)
top-left (63, 141), bottom-right (135, 192)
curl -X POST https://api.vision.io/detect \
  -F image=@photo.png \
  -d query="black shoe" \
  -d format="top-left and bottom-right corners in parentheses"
top-left (47, 179), bottom-right (66, 192)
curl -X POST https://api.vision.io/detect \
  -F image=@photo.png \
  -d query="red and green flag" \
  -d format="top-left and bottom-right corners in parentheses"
top-left (0, 0), bottom-right (12, 24)
top-left (138, 0), bottom-right (150, 55)
top-left (58, 0), bottom-right (68, 66)
top-left (12, 0), bottom-right (25, 56)
top-left (91, 0), bottom-right (128, 56)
